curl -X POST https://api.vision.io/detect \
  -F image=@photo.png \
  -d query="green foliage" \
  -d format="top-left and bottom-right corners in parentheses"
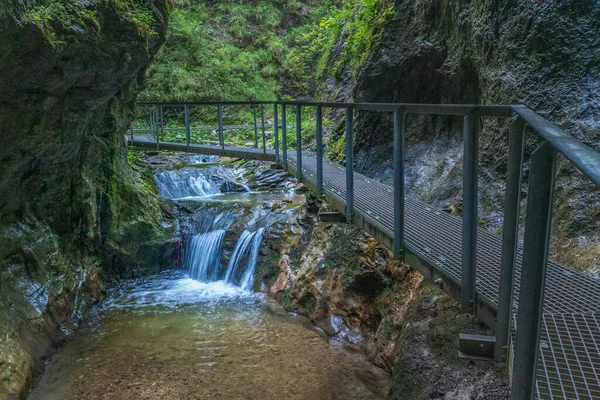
top-left (140, 0), bottom-right (394, 101)
top-left (284, 0), bottom-right (394, 82)
top-left (134, 0), bottom-right (393, 152)
top-left (140, 1), bottom-right (287, 102)
top-left (23, 0), bottom-right (158, 51)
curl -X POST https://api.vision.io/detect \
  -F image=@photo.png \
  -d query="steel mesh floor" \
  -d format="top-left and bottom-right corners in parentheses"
top-left (285, 151), bottom-right (600, 399)
top-left (131, 138), bottom-right (600, 399)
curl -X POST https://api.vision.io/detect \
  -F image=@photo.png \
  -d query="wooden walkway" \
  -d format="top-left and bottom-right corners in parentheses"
top-left (130, 134), bottom-right (600, 399)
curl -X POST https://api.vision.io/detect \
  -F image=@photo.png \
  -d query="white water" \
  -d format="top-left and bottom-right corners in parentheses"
top-left (186, 227), bottom-right (265, 291)
top-left (155, 167), bottom-right (250, 200)
top-left (158, 159), bottom-right (266, 291)
top-left (186, 230), bottom-right (227, 282)
top-left (223, 228), bottom-right (265, 290)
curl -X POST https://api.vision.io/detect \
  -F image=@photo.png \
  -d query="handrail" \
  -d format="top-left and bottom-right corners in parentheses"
top-left (137, 101), bottom-right (513, 116)
top-left (513, 105), bottom-right (600, 187)
top-left (136, 100), bottom-right (599, 187)
top-left (131, 99), bottom-right (600, 400)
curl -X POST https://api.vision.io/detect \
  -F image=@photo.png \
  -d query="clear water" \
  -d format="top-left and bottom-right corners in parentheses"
top-left (28, 157), bottom-right (389, 398)
top-left (28, 271), bottom-right (389, 399)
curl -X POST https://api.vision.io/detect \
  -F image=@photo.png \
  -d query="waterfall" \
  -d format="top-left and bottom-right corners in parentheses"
top-left (239, 228), bottom-right (265, 291)
top-left (156, 170), bottom-right (221, 199)
top-left (223, 231), bottom-right (254, 283)
top-left (185, 226), bottom-right (265, 291)
top-left (154, 158), bottom-right (265, 292)
top-left (186, 230), bottom-right (226, 281)
top-left (223, 228), bottom-right (265, 290)
top-left (155, 168), bottom-right (249, 200)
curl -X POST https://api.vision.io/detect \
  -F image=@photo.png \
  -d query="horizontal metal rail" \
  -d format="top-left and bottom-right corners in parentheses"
top-left (133, 124), bottom-right (276, 132)
top-left (137, 101), bottom-right (599, 184)
top-left (137, 101), bottom-right (513, 117)
top-left (513, 105), bottom-right (600, 186)
top-left (132, 100), bottom-right (600, 400)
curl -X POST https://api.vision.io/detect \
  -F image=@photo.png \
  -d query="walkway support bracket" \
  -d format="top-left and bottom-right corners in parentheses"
top-left (393, 108), bottom-right (406, 258)
top-left (184, 104), bottom-right (191, 152)
top-left (296, 105), bottom-right (302, 180)
top-left (512, 142), bottom-right (556, 400)
top-left (282, 105), bottom-right (288, 169)
top-left (345, 107), bottom-right (354, 223)
top-left (495, 117), bottom-right (525, 361)
top-left (159, 106), bottom-right (165, 141)
top-left (461, 111), bottom-right (479, 313)
top-left (316, 105), bottom-right (323, 196)
top-left (153, 106), bottom-right (159, 150)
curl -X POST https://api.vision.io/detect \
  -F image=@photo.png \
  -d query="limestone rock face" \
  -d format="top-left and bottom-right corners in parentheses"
top-left (262, 195), bottom-right (510, 397)
top-left (327, 0), bottom-right (600, 275)
top-left (0, 1), bottom-right (171, 397)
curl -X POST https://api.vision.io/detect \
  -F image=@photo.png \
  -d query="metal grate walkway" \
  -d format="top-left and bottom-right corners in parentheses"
top-left (130, 135), bottom-right (600, 399)
top-left (284, 151), bottom-right (600, 399)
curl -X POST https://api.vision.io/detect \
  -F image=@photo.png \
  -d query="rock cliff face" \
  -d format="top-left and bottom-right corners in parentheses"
top-left (322, 0), bottom-right (600, 275)
top-left (260, 196), bottom-right (510, 398)
top-left (0, 1), bottom-right (172, 397)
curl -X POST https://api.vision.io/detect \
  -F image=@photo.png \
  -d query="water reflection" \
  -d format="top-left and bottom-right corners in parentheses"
top-left (29, 271), bottom-right (389, 400)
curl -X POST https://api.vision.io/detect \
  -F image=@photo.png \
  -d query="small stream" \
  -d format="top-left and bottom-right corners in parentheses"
top-left (28, 155), bottom-right (389, 399)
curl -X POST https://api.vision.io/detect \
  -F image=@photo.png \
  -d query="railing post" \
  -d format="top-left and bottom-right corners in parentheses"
top-left (184, 104), bottom-right (191, 152)
top-left (282, 105), bottom-right (288, 169)
top-left (154, 106), bottom-right (159, 150)
top-left (461, 111), bottom-right (479, 313)
top-left (345, 107), bottom-right (354, 223)
top-left (130, 106), bottom-right (135, 143)
top-left (511, 142), bottom-right (556, 400)
top-left (218, 104), bottom-right (224, 149)
top-left (149, 108), bottom-right (154, 144)
top-left (296, 104), bottom-right (302, 180)
top-left (274, 103), bottom-right (279, 163)
top-left (316, 105), bottom-right (323, 196)
top-left (160, 106), bottom-right (165, 141)
top-left (261, 104), bottom-right (266, 155)
top-left (393, 108), bottom-right (406, 258)
top-left (495, 117), bottom-right (526, 361)
top-left (253, 105), bottom-right (258, 148)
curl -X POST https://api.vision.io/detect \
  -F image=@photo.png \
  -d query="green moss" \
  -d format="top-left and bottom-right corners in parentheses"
top-left (286, 0), bottom-right (395, 82)
top-left (23, 0), bottom-right (160, 51)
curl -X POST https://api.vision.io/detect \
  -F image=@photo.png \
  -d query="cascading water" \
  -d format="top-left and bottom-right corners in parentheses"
top-left (223, 228), bottom-right (265, 290)
top-left (186, 230), bottom-right (226, 282)
top-left (239, 228), bottom-right (265, 290)
top-left (155, 160), bottom-right (266, 291)
top-left (155, 166), bottom-right (250, 200)
top-left (156, 169), bottom-right (221, 199)
top-left (29, 154), bottom-right (389, 399)
top-left (185, 226), bottom-right (265, 290)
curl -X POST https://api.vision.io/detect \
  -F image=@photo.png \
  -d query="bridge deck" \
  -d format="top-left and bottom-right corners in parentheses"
top-left (130, 135), bottom-right (600, 399)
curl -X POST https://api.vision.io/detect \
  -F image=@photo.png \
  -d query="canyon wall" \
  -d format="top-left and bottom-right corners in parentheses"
top-left (0, 1), bottom-right (172, 396)
top-left (322, 0), bottom-right (600, 275)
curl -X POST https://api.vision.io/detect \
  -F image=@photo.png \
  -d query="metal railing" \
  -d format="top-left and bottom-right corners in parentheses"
top-left (133, 100), bottom-right (600, 400)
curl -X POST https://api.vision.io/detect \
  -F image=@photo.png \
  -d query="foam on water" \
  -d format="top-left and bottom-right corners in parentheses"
top-left (103, 271), bottom-right (259, 312)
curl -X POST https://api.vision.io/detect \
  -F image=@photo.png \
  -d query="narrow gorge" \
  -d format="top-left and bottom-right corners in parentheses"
top-left (1, 1), bottom-right (598, 399)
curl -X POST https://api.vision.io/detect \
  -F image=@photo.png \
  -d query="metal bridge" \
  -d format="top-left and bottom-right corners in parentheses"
top-left (129, 101), bottom-right (600, 400)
